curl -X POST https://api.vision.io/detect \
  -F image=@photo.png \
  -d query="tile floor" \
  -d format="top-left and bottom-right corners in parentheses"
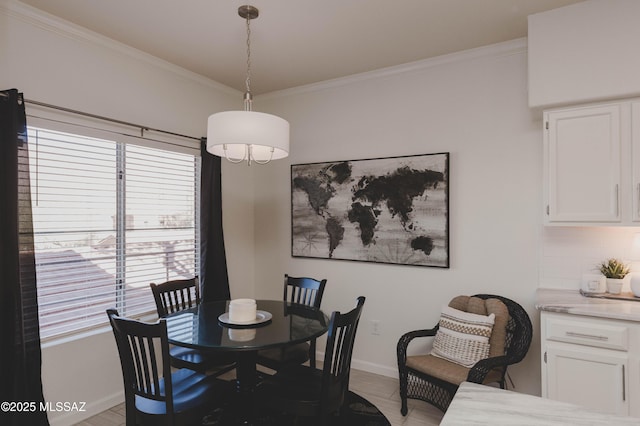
top-left (74, 368), bottom-right (444, 426)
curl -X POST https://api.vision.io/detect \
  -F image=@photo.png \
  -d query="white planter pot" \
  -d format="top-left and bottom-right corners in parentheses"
top-left (606, 278), bottom-right (624, 295)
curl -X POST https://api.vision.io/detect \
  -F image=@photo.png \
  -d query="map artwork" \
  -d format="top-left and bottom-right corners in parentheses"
top-left (291, 153), bottom-right (449, 268)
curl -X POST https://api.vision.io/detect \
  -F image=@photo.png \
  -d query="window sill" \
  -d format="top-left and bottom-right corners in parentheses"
top-left (41, 310), bottom-right (159, 349)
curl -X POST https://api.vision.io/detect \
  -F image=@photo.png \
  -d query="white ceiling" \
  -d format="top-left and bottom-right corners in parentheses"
top-left (19, 0), bottom-right (584, 95)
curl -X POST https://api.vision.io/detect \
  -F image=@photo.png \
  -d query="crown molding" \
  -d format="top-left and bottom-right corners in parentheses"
top-left (0, 0), bottom-right (240, 97)
top-left (1, 0), bottom-right (527, 102)
top-left (258, 37), bottom-right (528, 101)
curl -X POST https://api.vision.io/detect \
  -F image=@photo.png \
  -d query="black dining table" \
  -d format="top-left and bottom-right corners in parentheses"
top-left (165, 299), bottom-right (328, 423)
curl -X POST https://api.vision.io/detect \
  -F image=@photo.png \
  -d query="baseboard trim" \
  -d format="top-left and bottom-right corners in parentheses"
top-left (316, 350), bottom-right (398, 379)
top-left (351, 358), bottom-right (398, 379)
top-left (47, 391), bottom-right (124, 426)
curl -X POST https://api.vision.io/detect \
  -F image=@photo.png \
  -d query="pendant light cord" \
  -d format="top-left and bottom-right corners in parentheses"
top-left (245, 16), bottom-right (252, 111)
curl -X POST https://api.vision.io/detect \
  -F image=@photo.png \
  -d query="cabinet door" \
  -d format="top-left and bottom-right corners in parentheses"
top-left (545, 104), bottom-right (621, 222)
top-left (545, 342), bottom-right (628, 416)
top-left (632, 102), bottom-right (640, 222)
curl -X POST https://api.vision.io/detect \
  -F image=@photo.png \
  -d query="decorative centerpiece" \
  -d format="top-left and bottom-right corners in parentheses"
top-left (229, 298), bottom-right (257, 323)
top-left (599, 258), bottom-right (630, 295)
top-left (219, 299), bottom-right (272, 327)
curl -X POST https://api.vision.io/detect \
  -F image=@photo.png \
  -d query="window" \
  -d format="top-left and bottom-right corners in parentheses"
top-left (28, 126), bottom-right (200, 339)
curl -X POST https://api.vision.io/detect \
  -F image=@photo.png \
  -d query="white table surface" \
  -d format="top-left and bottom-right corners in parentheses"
top-left (440, 382), bottom-right (640, 425)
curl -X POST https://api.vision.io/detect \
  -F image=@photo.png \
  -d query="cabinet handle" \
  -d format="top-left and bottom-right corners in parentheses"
top-left (616, 184), bottom-right (620, 217)
top-left (623, 365), bottom-right (626, 401)
top-left (565, 331), bottom-right (609, 341)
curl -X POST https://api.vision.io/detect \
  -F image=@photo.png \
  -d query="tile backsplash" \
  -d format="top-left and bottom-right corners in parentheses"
top-left (540, 226), bottom-right (640, 290)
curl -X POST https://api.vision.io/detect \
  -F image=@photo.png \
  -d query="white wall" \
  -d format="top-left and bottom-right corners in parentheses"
top-left (254, 39), bottom-right (543, 396)
top-left (0, 1), bottom-right (255, 424)
top-left (528, 0), bottom-right (640, 108)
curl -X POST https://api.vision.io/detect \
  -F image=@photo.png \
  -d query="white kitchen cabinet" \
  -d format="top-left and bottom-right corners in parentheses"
top-left (541, 311), bottom-right (634, 417)
top-left (544, 103), bottom-right (622, 223)
top-left (545, 343), bottom-right (628, 416)
top-left (543, 99), bottom-right (640, 225)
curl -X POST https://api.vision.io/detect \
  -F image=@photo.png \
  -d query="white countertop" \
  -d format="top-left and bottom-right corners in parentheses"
top-left (536, 288), bottom-right (640, 322)
top-left (440, 382), bottom-right (640, 425)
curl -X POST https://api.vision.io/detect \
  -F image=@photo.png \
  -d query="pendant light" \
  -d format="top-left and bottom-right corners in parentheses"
top-left (206, 5), bottom-right (289, 165)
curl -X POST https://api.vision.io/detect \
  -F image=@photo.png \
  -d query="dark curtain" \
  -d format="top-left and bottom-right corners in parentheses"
top-left (0, 89), bottom-right (48, 425)
top-left (199, 138), bottom-right (230, 302)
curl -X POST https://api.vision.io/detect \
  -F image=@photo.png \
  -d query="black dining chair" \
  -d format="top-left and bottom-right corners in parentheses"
top-left (150, 277), bottom-right (236, 377)
top-left (106, 308), bottom-right (231, 426)
top-left (256, 274), bottom-right (327, 370)
top-left (255, 296), bottom-right (365, 425)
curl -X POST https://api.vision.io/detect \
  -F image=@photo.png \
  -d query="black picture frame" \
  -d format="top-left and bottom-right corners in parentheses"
top-left (291, 152), bottom-right (449, 268)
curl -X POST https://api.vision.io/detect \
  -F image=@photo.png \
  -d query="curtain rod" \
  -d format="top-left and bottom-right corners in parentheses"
top-left (0, 91), bottom-right (201, 142)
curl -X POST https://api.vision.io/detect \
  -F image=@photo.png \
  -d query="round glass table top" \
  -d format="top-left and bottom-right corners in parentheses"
top-left (165, 299), bottom-right (328, 351)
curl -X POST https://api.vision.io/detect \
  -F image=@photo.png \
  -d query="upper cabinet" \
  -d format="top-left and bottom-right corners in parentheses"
top-left (544, 99), bottom-right (640, 225)
top-left (533, 1), bottom-right (640, 225)
top-left (544, 103), bottom-right (621, 223)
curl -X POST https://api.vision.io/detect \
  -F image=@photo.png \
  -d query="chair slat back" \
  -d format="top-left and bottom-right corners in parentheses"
top-left (107, 309), bottom-right (174, 418)
top-left (284, 275), bottom-right (327, 308)
top-left (321, 296), bottom-right (365, 409)
top-left (151, 277), bottom-right (200, 317)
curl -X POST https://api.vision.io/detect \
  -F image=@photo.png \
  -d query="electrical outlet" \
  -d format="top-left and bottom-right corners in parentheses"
top-left (371, 319), bottom-right (381, 335)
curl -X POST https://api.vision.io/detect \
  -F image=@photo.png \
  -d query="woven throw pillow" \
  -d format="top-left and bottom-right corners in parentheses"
top-left (431, 305), bottom-right (495, 367)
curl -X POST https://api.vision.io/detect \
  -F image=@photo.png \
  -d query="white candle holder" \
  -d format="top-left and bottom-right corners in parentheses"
top-left (229, 298), bottom-right (257, 323)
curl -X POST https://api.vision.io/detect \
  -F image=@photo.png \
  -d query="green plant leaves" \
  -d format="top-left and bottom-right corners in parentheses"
top-left (599, 258), bottom-right (630, 279)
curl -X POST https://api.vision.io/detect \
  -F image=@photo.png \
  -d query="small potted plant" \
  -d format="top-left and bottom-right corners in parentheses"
top-left (599, 258), bottom-right (630, 294)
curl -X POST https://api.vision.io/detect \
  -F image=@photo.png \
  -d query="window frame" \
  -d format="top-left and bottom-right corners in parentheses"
top-left (26, 108), bottom-right (202, 343)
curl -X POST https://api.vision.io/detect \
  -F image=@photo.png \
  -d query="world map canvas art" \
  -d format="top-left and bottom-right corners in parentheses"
top-left (291, 153), bottom-right (449, 268)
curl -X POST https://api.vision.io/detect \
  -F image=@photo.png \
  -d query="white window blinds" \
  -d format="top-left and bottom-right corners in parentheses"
top-left (28, 127), bottom-right (200, 339)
